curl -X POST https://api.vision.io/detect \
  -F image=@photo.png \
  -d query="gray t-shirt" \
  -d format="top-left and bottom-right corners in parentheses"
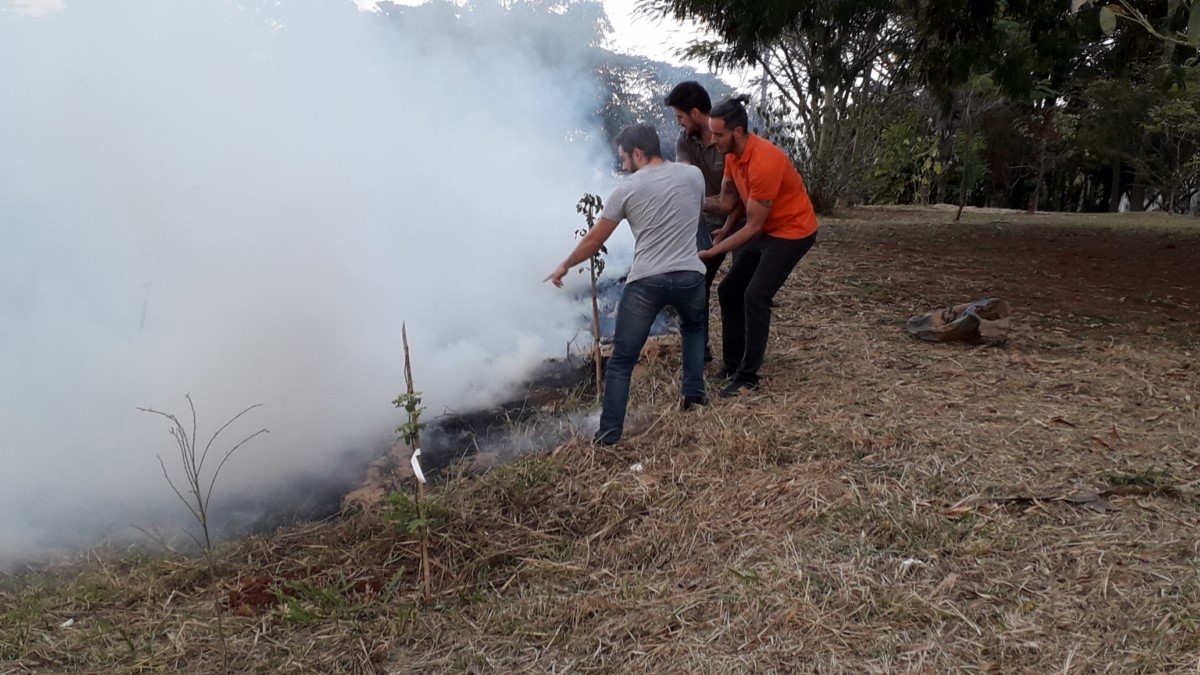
top-left (601, 162), bottom-right (706, 284)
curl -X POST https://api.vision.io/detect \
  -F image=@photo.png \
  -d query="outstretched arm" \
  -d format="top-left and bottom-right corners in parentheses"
top-left (545, 218), bottom-right (619, 287)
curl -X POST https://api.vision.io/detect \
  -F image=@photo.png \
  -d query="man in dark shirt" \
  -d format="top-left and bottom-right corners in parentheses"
top-left (665, 81), bottom-right (742, 364)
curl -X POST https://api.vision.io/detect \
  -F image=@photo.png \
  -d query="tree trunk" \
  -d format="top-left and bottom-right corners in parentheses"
top-left (935, 140), bottom-right (952, 204)
top-left (817, 86), bottom-right (834, 161)
top-left (1028, 142), bottom-right (1046, 214)
top-left (1108, 157), bottom-right (1123, 212)
top-left (1129, 181), bottom-right (1146, 212)
top-left (934, 104), bottom-right (956, 205)
top-left (956, 162), bottom-right (970, 221)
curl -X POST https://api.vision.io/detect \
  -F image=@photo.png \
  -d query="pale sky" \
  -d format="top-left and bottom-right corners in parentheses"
top-left (3, 0), bottom-right (62, 15)
top-left (7, 0), bottom-right (716, 72)
top-left (601, 0), bottom-right (711, 70)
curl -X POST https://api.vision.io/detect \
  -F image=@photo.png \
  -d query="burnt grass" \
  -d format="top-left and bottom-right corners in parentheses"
top-left (2, 207), bottom-right (1199, 674)
top-left (418, 357), bottom-right (597, 476)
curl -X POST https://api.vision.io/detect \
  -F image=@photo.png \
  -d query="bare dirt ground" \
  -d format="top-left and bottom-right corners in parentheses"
top-left (2, 207), bottom-right (1198, 674)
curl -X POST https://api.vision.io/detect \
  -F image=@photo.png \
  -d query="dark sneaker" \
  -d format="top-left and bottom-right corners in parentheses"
top-left (703, 347), bottom-right (714, 364)
top-left (592, 431), bottom-right (619, 446)
top-left (682, 395), bottom-right (708, 411)
top-left (718, 380), bottom-right (758, 399)
top-left (714, 366), bottom-right (738, 381)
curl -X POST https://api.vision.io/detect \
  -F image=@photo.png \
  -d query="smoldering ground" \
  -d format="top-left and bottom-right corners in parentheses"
top-left (0, 0), bottom-right (634, 566)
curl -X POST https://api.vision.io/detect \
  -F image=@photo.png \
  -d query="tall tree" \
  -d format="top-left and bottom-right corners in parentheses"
top-left (642, 0), bottom-right (1199, 213)
top-left (1133, 70), bottom-right (1200, 212)
top-left (645, 0), bottom-right (909, 211)
top-left (643, 0), bottom-right (1083, 98)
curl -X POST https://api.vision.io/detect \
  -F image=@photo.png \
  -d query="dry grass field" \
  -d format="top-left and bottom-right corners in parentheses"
top-left (3, 207), bottom-right (1198, 674)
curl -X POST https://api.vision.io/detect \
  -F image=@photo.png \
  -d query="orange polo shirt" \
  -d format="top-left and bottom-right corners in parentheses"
top-left (724, 134), bottom-right (819, 239)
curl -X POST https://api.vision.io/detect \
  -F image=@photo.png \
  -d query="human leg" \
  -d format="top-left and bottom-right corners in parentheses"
top-left (701, 249), bottom-right (726, 363)
top-left (735, 233), bottom-right (816, 385)
top-left (716, 245), bottom-right (761, 377)
top-left (666, 271), bottom-right (707, 402)
top-left (695, 220), bottom-right (720, 363)
top-left (596, 278), bottom-right (667, 444)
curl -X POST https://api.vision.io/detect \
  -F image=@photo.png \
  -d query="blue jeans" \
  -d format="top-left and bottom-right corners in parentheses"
top-left (596, 270), bottom-right (707, 444)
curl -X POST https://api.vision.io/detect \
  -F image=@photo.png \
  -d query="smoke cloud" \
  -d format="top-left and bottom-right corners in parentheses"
top-left (0, 0), bottom-right (629, 566)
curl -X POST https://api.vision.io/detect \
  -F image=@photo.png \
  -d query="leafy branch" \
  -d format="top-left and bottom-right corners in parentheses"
top-left (395, 323), bottom-right (432, 606)
top-left (391, 392), bottom-right (425, 448)
top-left (575, 193), bottom-right (608, 277)
top-left (576, 193), bottom-right (606, 400)
top-left (1075, 0), bottom-right (1200, 54)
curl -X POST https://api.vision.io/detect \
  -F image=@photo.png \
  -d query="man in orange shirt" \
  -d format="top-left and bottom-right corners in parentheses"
top-left (700, 95), bottom-right (819, 398)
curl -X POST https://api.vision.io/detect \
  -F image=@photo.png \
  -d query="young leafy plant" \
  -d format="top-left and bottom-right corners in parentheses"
top-left (576, 192), bottom-right (606, 399)
top-left (394, 323), bottom-right (432, 605)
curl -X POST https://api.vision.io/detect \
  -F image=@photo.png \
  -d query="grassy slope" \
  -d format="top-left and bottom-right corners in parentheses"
top-left (3, 207), bottom-right (1199, 674)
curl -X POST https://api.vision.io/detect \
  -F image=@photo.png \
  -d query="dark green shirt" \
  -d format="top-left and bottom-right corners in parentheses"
top-left (675, 128), bottom-right (725, 198)
top-left (676, 128), bottom-right (728, 234)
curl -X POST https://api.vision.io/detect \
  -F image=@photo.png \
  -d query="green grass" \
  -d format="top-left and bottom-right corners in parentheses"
top-left (828, 205), bottom-right (1200, 232)
top-left (270, 576), bottom-right (370, 625)
top-left (1098, 466), bottom-right (1176, 488)
top-left (1163, 323), bottom-right (1200, 349)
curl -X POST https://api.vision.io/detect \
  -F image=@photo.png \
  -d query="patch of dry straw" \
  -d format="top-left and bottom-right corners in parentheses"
top-left (4, 214), bottom-right (1199, 673)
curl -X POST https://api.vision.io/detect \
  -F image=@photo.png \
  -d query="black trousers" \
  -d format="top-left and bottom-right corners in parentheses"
top-left (701, 248), bottom-right (726, 356)
top-left (717, 232), bottom-right (817, 385)
top-left (697, 214), bottom-right (730, 358)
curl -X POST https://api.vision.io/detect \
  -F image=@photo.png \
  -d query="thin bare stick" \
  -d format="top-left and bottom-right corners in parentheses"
top-left (589, 261), bottom-right (604, 402)
top-left (140, 395), bottom-right (267, 674)
top-left (198, 403), bottom-right (264, 476)
top-left (402, 323), bottom-right (433, 606)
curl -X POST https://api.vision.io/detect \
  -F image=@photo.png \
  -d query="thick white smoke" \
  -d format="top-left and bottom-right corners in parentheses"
top-left (0, 0), bottom-right (628, 565)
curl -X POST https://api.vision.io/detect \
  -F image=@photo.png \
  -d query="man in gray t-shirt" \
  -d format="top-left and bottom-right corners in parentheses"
top-left (546, 123), bottom-right (708, 444)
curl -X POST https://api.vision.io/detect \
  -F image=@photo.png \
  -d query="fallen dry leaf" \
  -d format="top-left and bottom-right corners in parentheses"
top-left (935, 572), bottom-right (960, 596)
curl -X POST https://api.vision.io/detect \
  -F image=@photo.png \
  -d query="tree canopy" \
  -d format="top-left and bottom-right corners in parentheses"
top-left (640, 0), bottom-right (1200, 214)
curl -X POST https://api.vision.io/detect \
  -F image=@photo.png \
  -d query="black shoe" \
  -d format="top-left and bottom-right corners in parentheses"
top-left (592, 431), bottom-right (619, 446)
top-left (714, 367), bottom-right (738, 381)
top-left (703, 347), bottom-right (714, 364)
top-left (718, 380), bottom-right (758, 399)
top-left (682, 395), bottom-right (708, 411)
